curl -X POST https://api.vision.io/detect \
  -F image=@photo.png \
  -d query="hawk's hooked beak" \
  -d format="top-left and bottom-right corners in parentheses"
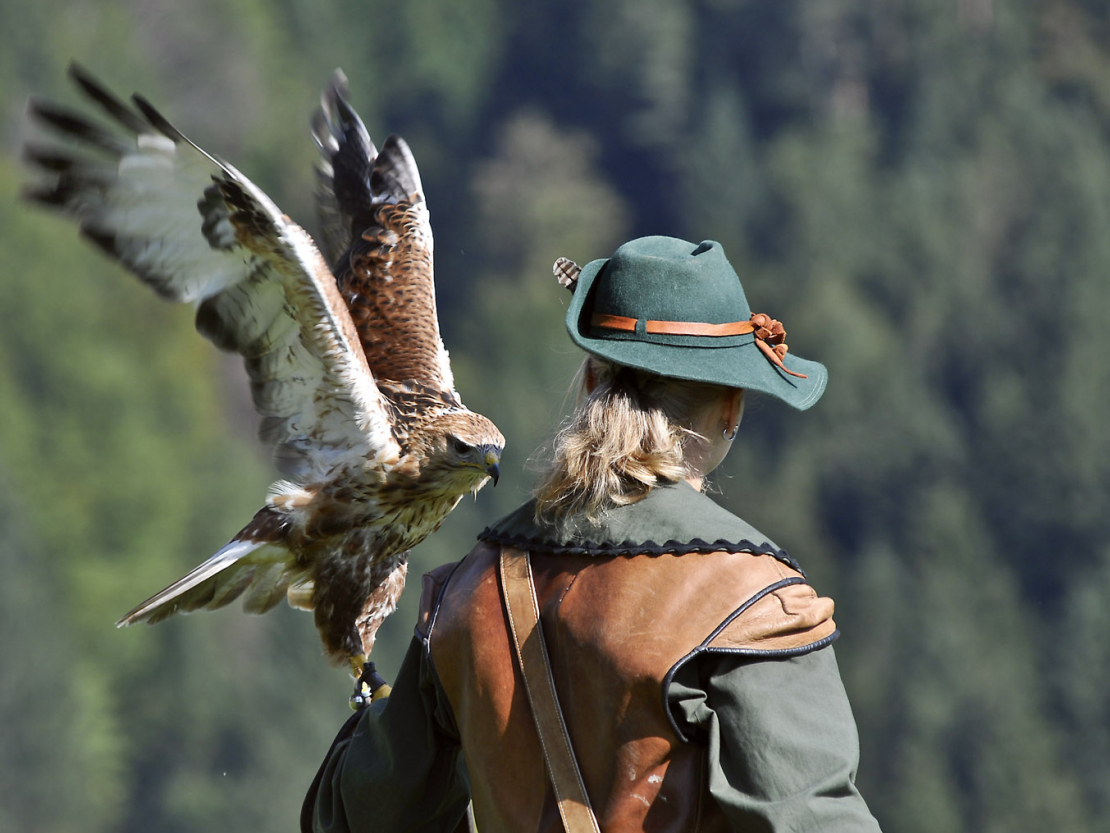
top-left (483, 448), bottom-right (501, 486)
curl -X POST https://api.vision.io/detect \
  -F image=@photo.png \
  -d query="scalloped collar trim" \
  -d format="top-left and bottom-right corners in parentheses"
top-left (478, 526), bottom-right (800, 568)
top-left (477, 482), bottom-right (803, 573)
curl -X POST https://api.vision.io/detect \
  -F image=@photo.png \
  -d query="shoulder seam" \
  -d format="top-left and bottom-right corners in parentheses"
top-left (661, 576), bottom-right (834, 744)
top-left (416, 560), bottom-right (462, 647)
top-left (699, 576), bottom-right (806, 646)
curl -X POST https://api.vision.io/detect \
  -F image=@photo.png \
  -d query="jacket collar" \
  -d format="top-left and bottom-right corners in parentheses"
top-left (478, 481), bottom-right (801, 571)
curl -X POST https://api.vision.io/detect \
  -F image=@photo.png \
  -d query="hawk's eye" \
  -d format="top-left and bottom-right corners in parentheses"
top-left (452, 438), bottom-right (473, 455)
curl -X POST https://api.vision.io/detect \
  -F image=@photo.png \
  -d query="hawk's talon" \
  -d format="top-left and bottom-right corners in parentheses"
top-left (349, 686), bottom-right (372, 710)
top-left (349, 660), bottom-right (391, 710)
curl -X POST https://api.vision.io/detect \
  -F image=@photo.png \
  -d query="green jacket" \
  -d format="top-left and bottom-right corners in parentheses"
top-left (305, 482), bottom-right (881, 832)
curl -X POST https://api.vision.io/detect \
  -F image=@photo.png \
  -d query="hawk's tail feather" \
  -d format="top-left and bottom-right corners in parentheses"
top-left (116, 538), bottom-right (298, 627)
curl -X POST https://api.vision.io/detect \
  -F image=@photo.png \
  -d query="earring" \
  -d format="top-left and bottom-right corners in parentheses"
top-left (723, 425), bottom-right (738, 441)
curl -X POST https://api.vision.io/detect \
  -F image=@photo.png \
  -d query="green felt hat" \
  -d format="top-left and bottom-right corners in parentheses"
top-left (562, 236), bottom-right (827, 410)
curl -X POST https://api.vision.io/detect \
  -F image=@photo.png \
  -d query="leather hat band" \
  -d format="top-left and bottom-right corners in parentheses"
top-left (590, 312), bottom-right (808, 379)
top-left (590, 313), bottom-right (754, 337)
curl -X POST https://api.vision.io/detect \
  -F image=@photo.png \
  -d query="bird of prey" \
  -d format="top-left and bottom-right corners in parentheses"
top-left (24, 65), bottom-right (504, 693)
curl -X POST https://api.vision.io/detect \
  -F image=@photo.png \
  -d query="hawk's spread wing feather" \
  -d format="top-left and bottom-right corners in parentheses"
top-left (311, 69), bottom-right (379, 267)
top-left (26, 64), bottom-right (400, 481)
top-left (313, 75), bottom-right (454, 391)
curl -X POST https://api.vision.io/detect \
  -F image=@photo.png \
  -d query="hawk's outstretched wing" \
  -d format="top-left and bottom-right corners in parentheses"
top-left (25, 64), bottom-right (400, 482)
top-left (312, 72), bottom-right (454, 392)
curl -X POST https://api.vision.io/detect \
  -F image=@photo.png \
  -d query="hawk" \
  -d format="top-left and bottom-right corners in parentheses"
top-left (25, 65), bottom-right (504, 694)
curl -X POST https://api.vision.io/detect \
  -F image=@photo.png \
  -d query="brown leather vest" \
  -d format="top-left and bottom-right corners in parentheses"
top-left (419, 540), bottom-right (836, 833)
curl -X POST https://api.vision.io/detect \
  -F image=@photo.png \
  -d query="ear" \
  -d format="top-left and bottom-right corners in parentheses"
top-left (722, 388), bottom-right (745, 430)
top-left (584, 361), bottom-right (598, 393)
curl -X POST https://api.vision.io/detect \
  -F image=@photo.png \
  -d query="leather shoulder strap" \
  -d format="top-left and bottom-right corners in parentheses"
top-left (499, 546), bottom-right (601, 833)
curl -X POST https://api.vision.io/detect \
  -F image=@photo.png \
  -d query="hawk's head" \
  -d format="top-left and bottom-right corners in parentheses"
top-left (425, 410), bottom-right (505, 495)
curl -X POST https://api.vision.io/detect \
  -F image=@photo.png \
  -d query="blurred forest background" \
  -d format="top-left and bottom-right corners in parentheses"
top-left (2, 0), bottom-right (1109, 830)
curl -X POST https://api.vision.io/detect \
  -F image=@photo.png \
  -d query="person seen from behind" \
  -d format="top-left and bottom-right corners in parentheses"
top-left (304, 236), bottom-right (882, 832)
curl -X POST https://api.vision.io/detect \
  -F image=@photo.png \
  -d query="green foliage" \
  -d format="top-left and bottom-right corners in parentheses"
top-left (2, 0), bottom-right (1109, 830)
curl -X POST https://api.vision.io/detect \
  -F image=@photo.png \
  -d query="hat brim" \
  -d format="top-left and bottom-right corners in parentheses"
top-left (566, 258), bottom-right (828, 411)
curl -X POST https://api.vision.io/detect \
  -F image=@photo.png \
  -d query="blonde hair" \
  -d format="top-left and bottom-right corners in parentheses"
top-left (534, 357), bottom-right (726, 524)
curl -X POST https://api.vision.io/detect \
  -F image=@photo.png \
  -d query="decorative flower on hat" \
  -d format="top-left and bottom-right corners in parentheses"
top-left (748, 313), bottom-right (806, 379)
